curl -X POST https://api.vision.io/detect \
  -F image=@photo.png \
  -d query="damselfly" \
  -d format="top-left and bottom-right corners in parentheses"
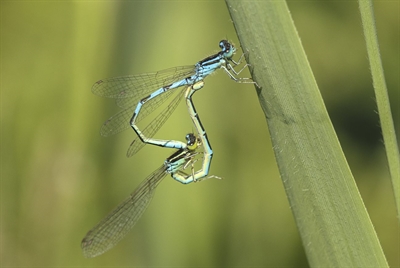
top-left (92, 40), bottom-right (256, 158)
top-left (81, 132), bottom-right (219, 258)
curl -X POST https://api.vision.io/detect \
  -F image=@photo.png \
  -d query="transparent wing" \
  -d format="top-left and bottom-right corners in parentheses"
top-left (126, 88), bottom-right (185, 157)
top-left (100, 87), bottom-right (180, 137)
top-left (99, 105), bottom-right (136, 137)
top-left (92, 65), bottom-right (195, 103)
top-left (81, 164), bottom-right (167, 258)
top-left (94, 66), bottom-right (195, 141)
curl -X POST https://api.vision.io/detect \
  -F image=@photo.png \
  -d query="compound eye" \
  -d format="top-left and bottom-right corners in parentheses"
top-left (219, 41), bottom-right (224, 49)
top-left (220, 40), bottom-right (231, 52)
top-left (186, 133), bottom-right (197, 146)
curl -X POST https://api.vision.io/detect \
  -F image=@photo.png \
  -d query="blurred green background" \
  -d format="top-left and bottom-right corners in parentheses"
top-left (1, 1), bottom-right (398, 267)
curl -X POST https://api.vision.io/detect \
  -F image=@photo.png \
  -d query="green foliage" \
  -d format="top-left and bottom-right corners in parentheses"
top-left (226, 0), bottom-right (395, 267)
top-left (359, 0), bottom-right (400, 217)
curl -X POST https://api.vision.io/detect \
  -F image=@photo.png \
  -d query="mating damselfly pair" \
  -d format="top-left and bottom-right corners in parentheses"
top-left (81, 40), bottom-right (256, 258)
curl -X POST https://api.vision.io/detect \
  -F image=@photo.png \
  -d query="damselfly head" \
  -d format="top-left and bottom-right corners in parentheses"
top-left (219, 40), bottom-right (236, 58)
top-left (186, 133), bottom-right (199, 151)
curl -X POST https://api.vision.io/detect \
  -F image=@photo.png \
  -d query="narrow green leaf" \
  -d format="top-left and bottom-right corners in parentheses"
top-left (359, 0), bottom-right (400, 218)
top-left (225, 1), bottom-right (389, 267)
